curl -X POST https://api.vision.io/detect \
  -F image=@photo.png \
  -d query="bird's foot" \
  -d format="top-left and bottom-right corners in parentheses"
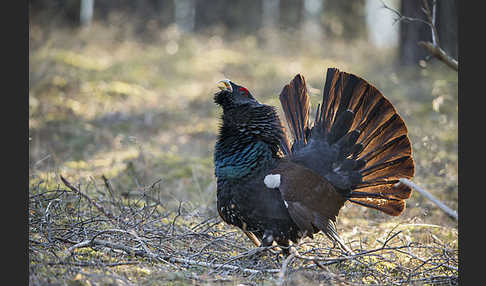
top-left (245, 246), bottom-right (275, 264)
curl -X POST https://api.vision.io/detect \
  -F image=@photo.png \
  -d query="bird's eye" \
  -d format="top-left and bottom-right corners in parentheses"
top-left (238, 87), bottom-right (249, 97)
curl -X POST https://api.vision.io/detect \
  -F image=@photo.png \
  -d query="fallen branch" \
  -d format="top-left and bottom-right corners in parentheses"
top-left (399, 178), bottom-right (458, 221)
top-left (87, 229), bottom-right (157, 258)
top-left (64, 237), bottom-right (280, 275)
top-left (294, 243), bottom-right (412, 265)
top-left (394, 248), bottom-right (458, 271)
top-left (46, 261), bottom-right (140, 267)
top-left (210, 246), bottom-right (278, 274)
top-left (168, 256), bottom-right (280, 275)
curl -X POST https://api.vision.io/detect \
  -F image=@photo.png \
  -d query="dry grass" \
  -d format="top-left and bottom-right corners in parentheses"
top-left (29, 18), bottom-right (457, 285)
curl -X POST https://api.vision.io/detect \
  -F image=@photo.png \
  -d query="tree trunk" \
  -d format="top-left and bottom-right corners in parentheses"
top-left (158, 0), bottom-right (175, 27)
top-left (194, 0), bottom-right (226, 32)
top-left (399, 0), bottom-right (432, 66)
top-left (399, 0), bottom-right (457, 66)
top-left (263, 0), bottom-right (280, 29)
top-left (436, 0), bottom-right (457, 60)
top-left (194, 0), bottom-right (262, 34)
top-left (231, 0), bottom-right (262, 34)
top-left (79, 0), bottom-right (94, 26)
top-left (321, 0), bottom-right (367, 40)
top-left (175, 0), bottom-right (195, 32)
top-left (279, 0), bottom-right (303, 32)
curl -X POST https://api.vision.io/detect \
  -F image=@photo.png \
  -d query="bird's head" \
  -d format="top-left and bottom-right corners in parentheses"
top-left (214, 79), bottom-right (257, 109)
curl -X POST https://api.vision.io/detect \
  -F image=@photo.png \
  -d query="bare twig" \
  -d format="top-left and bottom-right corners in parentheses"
top-left (46, 261), bottom-right (140, 267)
top-left (380, 0), bottom-right (431, 27)
top-left (65, 237), bottom-right (280, 275)
top-left (169, 201), bottom-right (183, 236)
top-left (417, 41), bottom-right (458, 71)
top-left (210, 245), bottom-right (278, 274)
top-left (33, 153), bottom-right (52, 167)
top-left (44, 198), bottom-right (61, 242)
top-left (395, 248), bottom-right (458, 271)
top-left (66, 239), bottom-right (92, 254)
top-left (31, 176), bottom-right (457, 284)
top-left (422, 0), bottom-right (439, 47)
top-left (398, 178), bottom-right (458, 221)
top-left (66, 238), bottom-right (149, 258)
top-left (60, 175), bottom-right (116, 222)
top-left (87, 229), bottom-right (152, 255)
top-left (101, 175), bottom-right (116, 202)
top-left (276, 252), bottom-right (296, 286)
top-left (168, 256), bottom-right (280, 275)
top-left (381, 0), bottom-right (458, 71)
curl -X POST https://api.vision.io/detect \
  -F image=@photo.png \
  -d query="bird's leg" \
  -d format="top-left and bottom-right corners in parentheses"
top-left (247, 231), bottom-right (274, 262)
top-left (261, 231), bottom-right (274, 248)
top-left (277, 239), bottom-right (290, 257)
top-left (243, 231), bottom-right (261, 247)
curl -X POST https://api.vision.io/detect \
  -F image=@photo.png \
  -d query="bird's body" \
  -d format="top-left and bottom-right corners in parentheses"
top-left (213, 68), bottom-right (414, 254)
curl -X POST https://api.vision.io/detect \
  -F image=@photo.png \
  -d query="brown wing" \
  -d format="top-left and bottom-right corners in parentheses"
top-left (269, 161), bottom-right (349, 247)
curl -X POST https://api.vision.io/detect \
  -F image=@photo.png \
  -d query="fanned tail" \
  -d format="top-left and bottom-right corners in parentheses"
top-left (315, 68), bottom-right (414, 216)
top-left (280, 68), bottom-right (414, 216)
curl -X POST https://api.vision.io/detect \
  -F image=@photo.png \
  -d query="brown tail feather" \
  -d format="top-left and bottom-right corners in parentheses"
top-left (316, 68), bottom-right (414, 216)
top-left (279, 124), bottom-right (292, 156)
top-left (348, 197), bottom-right (405, 216)
top-left (279, 74), bottom-right (310, 149)
top-left (351, 181), bottom-right (412, 200)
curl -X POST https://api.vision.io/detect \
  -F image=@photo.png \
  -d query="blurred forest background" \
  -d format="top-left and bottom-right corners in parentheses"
top-left (29, 0), bottom-right (458, 285)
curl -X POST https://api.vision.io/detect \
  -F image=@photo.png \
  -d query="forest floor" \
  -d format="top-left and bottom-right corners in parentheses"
top-left (29, 20), bottom-right (458, 285)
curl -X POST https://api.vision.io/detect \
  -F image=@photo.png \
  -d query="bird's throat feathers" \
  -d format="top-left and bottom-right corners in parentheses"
top-left (214, 104), bottom-right (284, 180)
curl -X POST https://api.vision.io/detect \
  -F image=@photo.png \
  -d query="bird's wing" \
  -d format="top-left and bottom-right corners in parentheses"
top-left (265, 161), bottom-right (348, 247)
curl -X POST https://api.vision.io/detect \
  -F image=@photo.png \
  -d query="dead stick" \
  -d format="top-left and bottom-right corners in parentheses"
top-left (168, 256), bottom-right (280, 275)
top-left (44, 198), bottom-right (61, 243)
top-left (60, 175), bottom-right (116, 222)
top-left (66, 238), bottom-right (280, 274)
top-left (418, 41), bottom-right (458, 71)
top-left (381, 0), bottom-right (458, 72)
top-left (399, 178), bottom-right (458, 221)
top-left (276, 252), bottom-right (296, 286)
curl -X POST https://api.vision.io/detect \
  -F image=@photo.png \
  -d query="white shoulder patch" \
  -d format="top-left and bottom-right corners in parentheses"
top-left (264, 174), bottom-right (281, 189)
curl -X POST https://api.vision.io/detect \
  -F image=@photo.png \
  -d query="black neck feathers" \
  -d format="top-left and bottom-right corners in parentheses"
top-left (214, 103), bottom-right (284, 181)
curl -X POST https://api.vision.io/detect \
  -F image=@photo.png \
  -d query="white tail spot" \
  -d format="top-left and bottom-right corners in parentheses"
top-left (264, 174), bottom-right (281, 189)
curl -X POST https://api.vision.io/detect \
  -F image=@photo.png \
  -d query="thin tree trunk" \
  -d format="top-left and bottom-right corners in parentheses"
top-left (399, 0), bottom-right (432, 66)
top-left (80, 0), bottom-right (94, 27)
top-left (279, 0), bottom-right (303, 31)
top-left (436, 0), bottom-right (457, 60)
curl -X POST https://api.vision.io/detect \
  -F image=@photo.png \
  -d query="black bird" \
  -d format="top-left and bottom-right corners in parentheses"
top-left (213, 68), bottom-right (414, 254)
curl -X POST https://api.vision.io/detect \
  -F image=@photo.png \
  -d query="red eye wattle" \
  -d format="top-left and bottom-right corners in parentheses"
top-left (238, 87), bottom-right (249, 96)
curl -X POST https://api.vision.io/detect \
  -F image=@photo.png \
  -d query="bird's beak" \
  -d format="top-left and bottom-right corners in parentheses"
top-left (217, 79), bottom-right (232, 92)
